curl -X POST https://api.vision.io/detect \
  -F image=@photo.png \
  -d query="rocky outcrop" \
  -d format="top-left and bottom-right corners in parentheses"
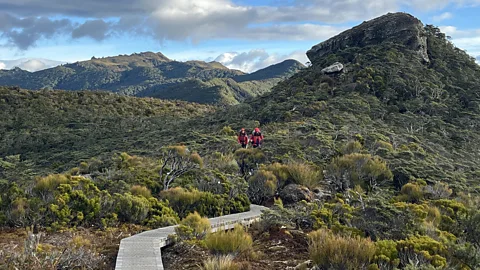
top-left (307, 12), bottom-right (429, 65)
top-left (279, 184), bottom-right (314, 204)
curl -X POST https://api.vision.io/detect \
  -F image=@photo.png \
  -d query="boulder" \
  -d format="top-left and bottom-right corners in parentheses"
top-left (279, 184), bottom-right (314, 204)
top-left (321, 62), bottom-right (344, 74)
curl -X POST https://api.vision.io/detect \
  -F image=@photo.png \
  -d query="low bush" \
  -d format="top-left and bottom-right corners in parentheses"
top-left (174, 211), bottom-right (211, 240)
top-left (397, 183), bottom-right (424, 203)
top-left (130, 185), bottom-right (152, 198)
top-left (287, 162), bottom-right (322, 189)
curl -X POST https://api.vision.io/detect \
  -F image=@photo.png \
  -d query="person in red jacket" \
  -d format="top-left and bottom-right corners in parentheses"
top-left (250, 127), bottom-right (264, 148)
top-left (237, 128), bottom-right (249, 148)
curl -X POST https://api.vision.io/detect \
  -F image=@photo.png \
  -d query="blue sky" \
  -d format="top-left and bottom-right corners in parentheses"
top-left (0, 0), bottom-right (479, 72)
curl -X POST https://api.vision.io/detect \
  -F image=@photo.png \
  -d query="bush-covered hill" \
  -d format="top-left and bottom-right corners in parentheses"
top-left (199, 13), bottom-right (480, 193)
top-left (0, 53), bottom-right (304, 105)
top-left (0, 86), bottom-right (215, 174)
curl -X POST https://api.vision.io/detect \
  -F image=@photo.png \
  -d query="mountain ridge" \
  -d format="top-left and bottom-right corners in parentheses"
top-left (0, 52), bottom-right (304, 104)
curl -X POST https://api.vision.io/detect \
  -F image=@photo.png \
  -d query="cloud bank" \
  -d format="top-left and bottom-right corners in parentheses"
top-left (1, 0), bottom-right (479, 50)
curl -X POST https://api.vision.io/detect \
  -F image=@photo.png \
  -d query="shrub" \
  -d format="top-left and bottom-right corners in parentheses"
top-left (397, 183), bottom-right (424, 203)
top-left (264, 162), bottom-right (290, 187)
top-left (221, 126), bottom-right (236, 136)
top-left (396, 235), bottom-right (448, 268)
top-left (34, 174), bottom-right (69, 200)
top-left (114, 193), bottom-right (150, 224)
top-left (175, 211), bottom-right (211, 240)
top-left (374, 240), bottom-right (400, 269)
top-left (325, 153), bottom-right (393, 192)
top-left (130, 185), bottom-right (152, 198)
top-left (161, 187), bottom-right (233, 218)
top-left (342, 140), bottom-right (363, 154)
top-left (374, 140), bottom-right (394, 152)
top-left (308, 229), bottom-right (375, 270)
top-left (145, 197), bottom-right (179, 227)
top-left (424, 182), bottom-right (452, 199)
top-left (287, 162), bottom-right (322, 189)
top-left (234, 148), bottom-right (266, 176)
top-left (205, 224), bottom-right (253, 255)
top-left (247, 170), bottom-right (277, 205)
top-left (161, 187), bottom-right (203, 217)
top-left (202, 255), bottom-right (238, 270)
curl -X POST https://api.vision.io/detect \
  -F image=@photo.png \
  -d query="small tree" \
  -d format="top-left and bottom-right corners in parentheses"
top-left (159, 146), bottom-right (203, 190)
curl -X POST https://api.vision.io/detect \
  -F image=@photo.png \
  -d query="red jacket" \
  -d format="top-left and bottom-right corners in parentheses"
top-left (238, 133), bottom-right (249, 144)
top-left (250, 132), bottom-right (264, 145)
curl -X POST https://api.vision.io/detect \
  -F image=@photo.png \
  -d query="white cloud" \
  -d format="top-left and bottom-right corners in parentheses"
top-left (215, 49), bottom-right (308, 73)
top-left (438, 26), bottom-right (480, 62)
top-left (0, 0), bottom-right (479, 54)
top-left (0, 58), bottom-right (65, 71)
top-left (432, 12), bottom-right (453, 22)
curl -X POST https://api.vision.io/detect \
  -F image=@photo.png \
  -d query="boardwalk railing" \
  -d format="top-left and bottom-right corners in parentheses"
top-left (115, 205), bottom-right (266, 270)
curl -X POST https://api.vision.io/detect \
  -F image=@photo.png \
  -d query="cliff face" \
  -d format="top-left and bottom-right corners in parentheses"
top-left (307, 12), bottom-right (429, 65)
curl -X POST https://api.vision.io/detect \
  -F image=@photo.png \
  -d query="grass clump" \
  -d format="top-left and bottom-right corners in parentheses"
top-left (202, 255), bottom-right (238, 270)
top-left (308, 229), bottom-right (375, 270)
top-left (205, 224), bottom-right (253, 255)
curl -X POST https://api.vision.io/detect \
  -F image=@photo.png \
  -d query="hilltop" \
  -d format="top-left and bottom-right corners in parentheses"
top-left (0, 52), bottom-right (304, 105)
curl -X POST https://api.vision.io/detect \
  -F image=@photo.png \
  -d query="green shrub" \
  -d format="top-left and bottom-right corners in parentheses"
top-left (342, 140), bottom-right (363, 155)
top-left (114, 193), bottom-right (150, 224)
top-left (175, 211), bottom-right (211, 240)
top-left (247, 170), bottom-right (277, 205)
top-left (202, 255), bottom-right (238, 270)
top-left (221, 126), bottom-right (236, 136)
top-left (398, 183), bottom-right (424, 203)
top-left (130, 185), bottom-right (152, 198)
top-left (397, 235), bottom-right (448, 268)
top-left (374, 140), bottom-right (394, 152)
top-left (161, 187), bottom-right (237, 218)
top-left (326, 153), bottom-right (393, 191)
top-left (374, 240), bottom-right (400, 269)
top-left (287, 162), bottom-right (322, 189)
top-left (264, 162), bottom-right (290, 187)
top-left (145, 198), bottom-right (179, 227)
top-left (205, 224), bottom-right (253, 255)
top-left (308, 229), bottom-right (375, 270)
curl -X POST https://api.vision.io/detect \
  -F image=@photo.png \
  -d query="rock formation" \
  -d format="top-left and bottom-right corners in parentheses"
top-left (307, 12), bottom-right (430, 65)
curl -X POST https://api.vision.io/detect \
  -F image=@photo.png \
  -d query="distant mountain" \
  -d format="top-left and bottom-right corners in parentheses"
top-left (142, 59), bottom-right (306, 104)
top-left (0, 58), bottom-right (65, 72)
top-left (0, 52), bottom-right (304, 105)
top-left (233, 59), bottom-right (306, 82)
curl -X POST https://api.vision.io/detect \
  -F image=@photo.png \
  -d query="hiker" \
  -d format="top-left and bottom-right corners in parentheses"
top-left (250, 128), bottom-right (264, 148)
top-left (237, 128), bottom-right (249, 148)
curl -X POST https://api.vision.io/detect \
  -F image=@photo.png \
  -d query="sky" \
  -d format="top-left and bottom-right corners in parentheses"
top-left (0, 0), bottom-right (479, 72)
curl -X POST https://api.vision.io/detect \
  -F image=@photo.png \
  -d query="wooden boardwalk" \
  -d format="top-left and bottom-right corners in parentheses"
top-left (115, 205), bottom-right (266, 270)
